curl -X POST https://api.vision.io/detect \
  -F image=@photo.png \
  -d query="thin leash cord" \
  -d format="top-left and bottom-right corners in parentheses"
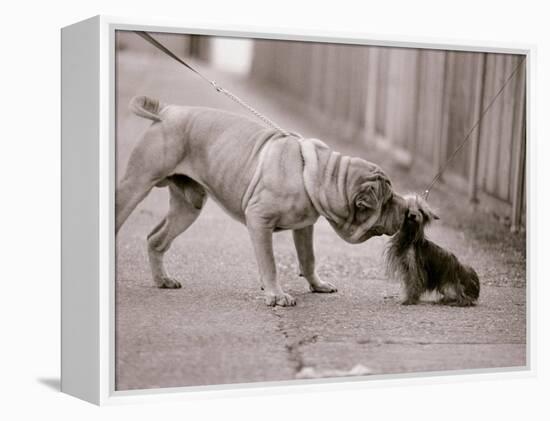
top-left (423, 55), bottom-right (526, 200)
top-left (134, 31), bottom-right (292, 136)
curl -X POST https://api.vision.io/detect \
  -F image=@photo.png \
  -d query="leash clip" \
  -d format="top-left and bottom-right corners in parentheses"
top-left (210, 81), bottom-right (223, 93)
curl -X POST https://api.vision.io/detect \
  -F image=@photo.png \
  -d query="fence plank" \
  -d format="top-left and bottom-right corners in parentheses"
top-left (486, 54), bottom-right (506, 196)
top-left (511, 57), bottom-right (527, 231)
top-left (365, 47), bottom-right (379, 138)
top-left (375, 48), bottom-right (389, 136)
top-left (468, 53), bottom-right (486, 203)
top-left (438, 52), bottom-right (453, 176)
top-left (498, 55), bottom-right (516, 202)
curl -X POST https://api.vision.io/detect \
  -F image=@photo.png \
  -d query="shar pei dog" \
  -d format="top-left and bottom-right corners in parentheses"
top-left (116, 96), bottom-right (408, 306)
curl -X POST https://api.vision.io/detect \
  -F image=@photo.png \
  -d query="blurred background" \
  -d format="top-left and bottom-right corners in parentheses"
top-left (118, 31), bottom-right (526, 232)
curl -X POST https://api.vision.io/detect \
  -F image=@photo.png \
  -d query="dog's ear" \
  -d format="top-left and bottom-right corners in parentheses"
top-left (416, 197), bottom-right (440, 221)
top-left (355, 183), bottom-right (379, 209)
top-left (355, 178), bottom-right (393, 210)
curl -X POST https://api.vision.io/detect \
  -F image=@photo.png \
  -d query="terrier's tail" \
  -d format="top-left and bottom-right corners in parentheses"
top-left (129, 95), bottom-right (166, 122)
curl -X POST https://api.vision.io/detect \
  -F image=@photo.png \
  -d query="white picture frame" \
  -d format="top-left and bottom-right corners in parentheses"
top-left (61, 15), bottom-right (533, 405)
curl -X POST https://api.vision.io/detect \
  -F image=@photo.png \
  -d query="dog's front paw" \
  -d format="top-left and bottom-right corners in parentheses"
top-left (309, 281), bottom-right (338, 293)
top-left (156, 277), bottom-right (182, 289)
top-left (265, 292), bottom-right (296, 307)
top-left (438, 296), bottom-right (455, 305)
top-left (448, 298), bottom-right (476, 307)
top-left (401, 298), bottom-right (418, 305)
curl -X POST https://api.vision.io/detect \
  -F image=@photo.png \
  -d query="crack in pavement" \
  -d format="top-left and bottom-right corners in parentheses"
top-left (272, 309), bottom-right (318, 374)
top-left (284, 333), bottom-right (319, 373)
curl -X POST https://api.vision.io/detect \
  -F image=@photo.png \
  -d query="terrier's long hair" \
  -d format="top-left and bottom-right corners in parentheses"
top-left (386, 195), bottom-right (480, 306)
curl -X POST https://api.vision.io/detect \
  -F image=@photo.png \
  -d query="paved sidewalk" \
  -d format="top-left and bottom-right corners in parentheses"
top-left (115, 51), bottom-right (526, 390)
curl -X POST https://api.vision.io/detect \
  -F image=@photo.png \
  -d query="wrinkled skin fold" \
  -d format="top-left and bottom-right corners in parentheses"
top-left (299, 137), bottom-right (408, 243)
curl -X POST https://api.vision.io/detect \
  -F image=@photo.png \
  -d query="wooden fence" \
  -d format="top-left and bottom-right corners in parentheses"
top-left (251, 40), bottom-right (526, 230)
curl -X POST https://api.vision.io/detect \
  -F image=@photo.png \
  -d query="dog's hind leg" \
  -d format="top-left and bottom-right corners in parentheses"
top-left (147, 176), bottom-right (207, 289)
top-left (293, 225), bottom-right (337, 293)
top-left (116, 121), bottom-right (185, 233)
top-left (116, 177), bottom-right (157, 233)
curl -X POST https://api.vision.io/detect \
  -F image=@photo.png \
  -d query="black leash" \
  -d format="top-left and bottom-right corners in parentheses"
top-left (423, 55), bottom-right (526, 200)
top-left (134, 31), bottom-right (293, 136)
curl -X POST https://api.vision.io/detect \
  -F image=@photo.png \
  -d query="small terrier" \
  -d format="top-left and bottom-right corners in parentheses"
top-left (386, 195), bottom-right (480, 306)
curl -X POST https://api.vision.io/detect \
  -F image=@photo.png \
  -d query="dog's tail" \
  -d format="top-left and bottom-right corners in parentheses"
top-left (129, 96), bottom-right (166, 122)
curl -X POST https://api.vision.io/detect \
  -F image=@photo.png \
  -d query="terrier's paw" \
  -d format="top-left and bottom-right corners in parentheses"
top-left (265, 292), bottom-right (296, 307)
top-left (448, 298), bottom-right (476, 307)
top-left (156, 277), bottom-right (182, 289)
top-left (309, 281), bottom-right (338, 293)
top-left (439, 296), bottom-right (455, 305)
top-left (401, 298), bottom-right (418, 305)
